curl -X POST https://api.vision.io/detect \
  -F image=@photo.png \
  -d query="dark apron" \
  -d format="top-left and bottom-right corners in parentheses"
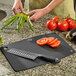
top-left (74, 0), bottom-right (76, 11)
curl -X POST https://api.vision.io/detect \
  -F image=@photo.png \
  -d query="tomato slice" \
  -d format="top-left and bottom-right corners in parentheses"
top-left (50, 40), bottom-right (61, 48)
top-left (36, 37), bottom-right (48, 46)
top-left (47, 37), bottom-right (55, 45)
top-left (48, 38), bottom-right (58, 45)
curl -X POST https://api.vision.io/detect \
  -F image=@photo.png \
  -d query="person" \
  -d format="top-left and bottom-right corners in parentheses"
top-left (12, 0), bottom-right (75, 21)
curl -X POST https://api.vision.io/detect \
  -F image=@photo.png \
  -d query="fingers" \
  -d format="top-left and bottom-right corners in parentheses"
top-left (12, 4), bottom-right (24, 14)
top-left (26, 10), bottom-right (36, 15)
top-left (12, 8), bottom-right (19, 14)
top-left (20, 4), bottom-right (25, 13)
top-left (12, 7), bottom-right (24, 15)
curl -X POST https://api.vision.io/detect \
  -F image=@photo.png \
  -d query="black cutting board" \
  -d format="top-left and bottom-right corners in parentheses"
top-left (1, 33), bottom-right (75, 72)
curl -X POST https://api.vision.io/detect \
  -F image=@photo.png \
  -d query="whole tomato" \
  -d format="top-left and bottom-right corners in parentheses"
top-left (65, 18), bottom-right (73, 24)
top-left (46, 20), bottom-right (57, 31)
top-left (57, 20), bottom-right (68, 31)
top-left (69, 20), bottom-right (76, 30)
top-left (52, 16), bottom-right (61, 25)
top-left (46, 20), bottom-right (51, 28)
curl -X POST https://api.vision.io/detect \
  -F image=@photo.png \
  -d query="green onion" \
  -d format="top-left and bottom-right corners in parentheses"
top-left (10, 16), bottom-right (18, 25)
top-left (27, 16), bottom-right (34, 31)
top-left (0, 35), bottom-right (2, 45)
top-left (1, 13), bottom-right (34, 32)
top-left (1, 17), bottom-right (16, 30)
top-left (3, 15), bottom-right (16, 23)
top-left (17, 16), bottom-right (22, 30)
top-left (18, 15), bottom-right (26, 32)
top-left (17, 15), bottom-right (23, 31)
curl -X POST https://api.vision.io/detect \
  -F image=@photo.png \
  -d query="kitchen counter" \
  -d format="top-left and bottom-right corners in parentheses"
top-left (0, 3), bottom-right (76, 76)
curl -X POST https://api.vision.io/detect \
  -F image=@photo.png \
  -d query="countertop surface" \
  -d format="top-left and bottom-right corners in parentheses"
top-left (0, 3), bottom-right (76, 76)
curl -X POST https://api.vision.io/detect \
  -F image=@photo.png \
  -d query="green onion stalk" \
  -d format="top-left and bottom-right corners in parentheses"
top-left (1, 13), bottom-right (34, 32)
top-left (0, 34), bottom-right (3, 47)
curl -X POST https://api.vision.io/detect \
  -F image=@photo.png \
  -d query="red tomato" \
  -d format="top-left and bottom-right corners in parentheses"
top-left (52, 16), bottom-right (61, 25)
top-left (50, 40), bottom-right (61, 48)
top-left (69, 20), bottom-right (76, 30)
top-left (36, 37), bottom-right (48, 46)
top-left (57, 20), bottom-right (68, 31)
top-left (46, 20), bottom-right (51, 28)
top-left (48, 38), bottom-right (58, 45)
top-left (47, 37), bottom-right (55, 45)
top-left (46, 20), bottom-right (57, 31)
top-left (65, 18), bottom-right (73, 24)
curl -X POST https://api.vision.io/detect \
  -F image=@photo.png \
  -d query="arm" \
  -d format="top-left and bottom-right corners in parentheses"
top-left (12, 0), bottom-right (24, 14)
top-left (27, 0), bottom-right (64, 21)
top-left (44, 0), bottom-right (64, 14)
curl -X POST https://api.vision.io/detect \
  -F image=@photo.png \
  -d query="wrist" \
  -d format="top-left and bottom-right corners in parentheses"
top-left (43, 7), bottom-right (51, 14)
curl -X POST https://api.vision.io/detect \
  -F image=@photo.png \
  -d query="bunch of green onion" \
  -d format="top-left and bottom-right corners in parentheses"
top-left (1, 13), bottom-right (34, 32)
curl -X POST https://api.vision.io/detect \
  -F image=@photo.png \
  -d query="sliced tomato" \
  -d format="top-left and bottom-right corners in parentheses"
top-left (36, 37), bottom-right (48, 46)
top-left (50, 40), bottom-right (61, 48)
top-left (48, 38), bottom-right (58, 45)
top-left (47, 37), bottom-right (55, 45)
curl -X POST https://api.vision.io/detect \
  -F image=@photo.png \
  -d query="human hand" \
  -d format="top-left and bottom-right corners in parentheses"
top-left (12, 0), bottom-right (24, 14)
top-left (27, 8), bottom-right (49, 21)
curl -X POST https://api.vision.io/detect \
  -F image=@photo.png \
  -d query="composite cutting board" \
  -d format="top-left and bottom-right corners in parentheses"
top-left (0, 33), bottom-right (75, 72)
